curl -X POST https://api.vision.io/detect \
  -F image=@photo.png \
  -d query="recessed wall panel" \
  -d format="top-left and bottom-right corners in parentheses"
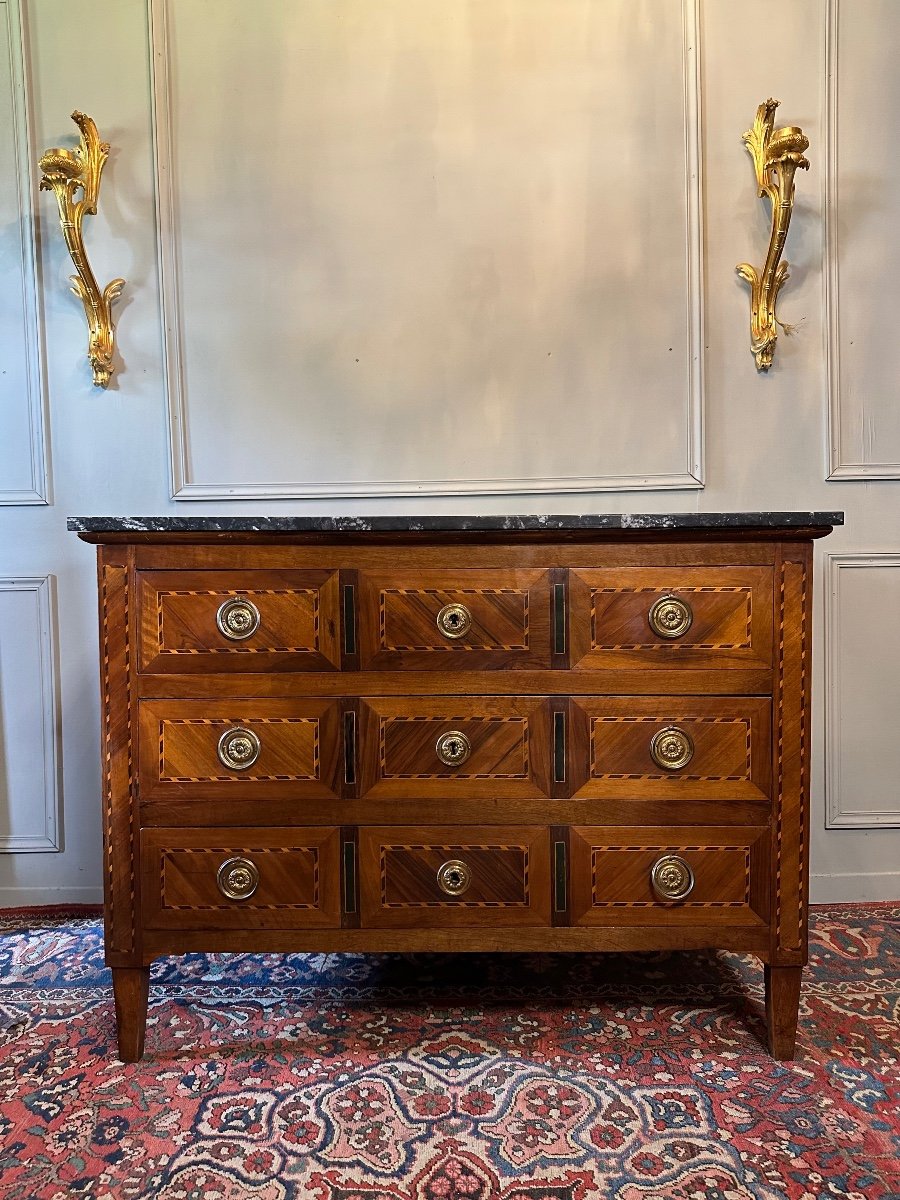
top-left (152, 0), bottom-right (703, 498)
top-left (0, 0), bottom-right (48, 504)
top-left (827, 0), bottom-right (900, 478)
top-left (826, 555), bottom-right (900, 827)
top-left (0, 578), bottom-right (60, 851)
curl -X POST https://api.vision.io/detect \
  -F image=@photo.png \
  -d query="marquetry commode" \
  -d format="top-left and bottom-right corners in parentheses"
top-left (70, 512), bottom-right (841, 1062)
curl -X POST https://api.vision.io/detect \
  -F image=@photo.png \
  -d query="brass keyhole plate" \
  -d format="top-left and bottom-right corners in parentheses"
top-left (435, 730), bottom-right (471, 767)
top-left (437, 859), bottom-right (472, 896)
top-left (436, 603), bottom-right (472, 640)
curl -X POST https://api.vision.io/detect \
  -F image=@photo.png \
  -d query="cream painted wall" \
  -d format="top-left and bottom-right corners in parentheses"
top-left (0, 0), bottom-right (897, 904)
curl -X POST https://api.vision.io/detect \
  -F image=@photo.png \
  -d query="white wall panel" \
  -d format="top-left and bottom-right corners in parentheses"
top-left (152, 0), bottom-right (704, 499)
top-left (826, 0), bottom-right (900, 479)
top-left (0, 577), bottom-right (60, 851)
top-left (0, 0), bottom-right (48, 505)
top-left (825, 554), bottom-right (900, 828)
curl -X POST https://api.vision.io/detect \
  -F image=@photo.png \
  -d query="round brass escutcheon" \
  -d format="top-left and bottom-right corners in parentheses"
top-left (649, 725), bottom-right (695, 771)
top-left (648, 594), bottom-right (693, 640)
top-left (216, 596), bottom-right (261, 641)
top-left (217, 726), bottom-right (261, 771)
top-left (650, 854), bottom-right (695, 902)
top-left (435, 730), bottom-right (471, 767)
top-left (437, 859), bottom-right (472, 896)
top-left (436, 602), bottom-right (472, 640)
top-left (217, 856), bottom-right (260, 901)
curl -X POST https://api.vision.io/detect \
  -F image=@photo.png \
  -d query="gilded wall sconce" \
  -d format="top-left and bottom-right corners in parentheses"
top-left (39, 111), bottom-right (125, 388)
top-left (736, 99), bottom-right (809, 371)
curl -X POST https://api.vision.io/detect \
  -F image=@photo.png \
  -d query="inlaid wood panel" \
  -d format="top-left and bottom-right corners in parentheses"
top-left (359, 825), bottom-right (551, 927)
top-left (570, 697), bottom-right (771, 803)
top-left (138, 699), bottom-right (342, 801)
top-left (142, 827), bottom-right (341, 929)
top-left (569, 826), bottom-right (769, 926)
top-left (570, 566), bottom-right (773, 673)
top-left (138, 570), bottom-right (341, 672)
top-left (357, 697), bottom-right (552, 799)
top-left (357, 569), bottom-right (552, 670)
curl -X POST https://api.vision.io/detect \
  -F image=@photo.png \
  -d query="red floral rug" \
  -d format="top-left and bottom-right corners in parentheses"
top-left (0, 904), bottom-right (896, 1199)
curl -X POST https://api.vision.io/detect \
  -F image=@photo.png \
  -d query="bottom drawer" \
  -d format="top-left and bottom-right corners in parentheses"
top-left (141, 827), bottom-right (342, 929)
top-left (569, 826), bottom-right (769, 926)
top-left (359, 825), bottom-right (551, 928)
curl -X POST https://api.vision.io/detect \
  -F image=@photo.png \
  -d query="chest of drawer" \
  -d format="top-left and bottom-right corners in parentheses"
top-left (358, 825), bottom-right (551, 927)
top-left (568, 696), bottom-right (771, 803)
top-left (138, 698), bottom-right (343, 801)
top-left (356, 696), bottom-right (553, 799)
top-left (138, 570), bottom-right (341, 672)
top-left (356, 568), bottom-right (553, 670)
top-left (569, 566), bottom-right (773, 672)
top-left (82, 522), bottom-right (835, 1063)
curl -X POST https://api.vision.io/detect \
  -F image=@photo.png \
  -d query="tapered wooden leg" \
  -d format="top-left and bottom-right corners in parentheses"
top-left (112, 967), bottom-right (150, 1062)
top-left (765, 964), bottom-right (802, 1060)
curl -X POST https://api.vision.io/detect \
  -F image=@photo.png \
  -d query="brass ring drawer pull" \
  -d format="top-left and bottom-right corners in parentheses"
top-left (216, 596), bottom-right (261, 641)
top-left (217, 856), bottom-right (259, 900)
top-left (437, 859), bottom-right (472, 896)
top-left (436, 602), bottom-right (472, 639)
top-left (649, 725), bottom-right (694, 771)
top-left (648, 594), bottom-right (693, 639)
top-left (650, 854), bottom-right (695, 901)
top-left (217, 727), bottom-right (261, 771)
top-left (435, 730), bottom-right (471, 767)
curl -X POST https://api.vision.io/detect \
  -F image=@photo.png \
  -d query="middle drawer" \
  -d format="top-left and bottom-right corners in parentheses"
top-left (356, 696), bottom-right (554, 799)
top-left (139, 698), bottom-right (343, 802)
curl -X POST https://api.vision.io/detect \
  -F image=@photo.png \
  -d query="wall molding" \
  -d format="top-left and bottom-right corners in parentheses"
top-left (824, 0), bottom-right (900, 481)
top-left (149, 0), bottom-right (704, 500)
top-left (0, 887), bottom-right (102, 905)
top-left (0, 577), bottom-right (61, 852)
top-left (810, 873), bottom-right (900, 905)
top-left (825, 553), bottom-right (900, 829)
top-left (0, 0), bottom-right (49, 505)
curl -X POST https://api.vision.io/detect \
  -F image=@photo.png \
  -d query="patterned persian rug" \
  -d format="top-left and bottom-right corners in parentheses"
top-left (0, 904), bottom-right (896, 1200)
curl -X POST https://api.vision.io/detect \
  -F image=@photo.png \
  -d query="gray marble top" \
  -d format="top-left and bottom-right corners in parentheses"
top-left (68, 512), bottom-right (843, 534)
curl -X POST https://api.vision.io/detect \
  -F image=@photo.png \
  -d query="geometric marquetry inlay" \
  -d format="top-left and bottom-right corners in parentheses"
top-left (160, 845), bottom-right (320, 910)
top-left (157, 588), bottom-right (319, 654)
top-left (379, 715), bottom-right (529, 780)
top-left (379, 842), bottom-right (530, 907)
top-left (138, 570), bottom-right (341, 672)
top-left (590, 716), bottom-right (752, 782)
top-left (590, 845), bottom-right (751, 908)
top-left (379, 588), bottom-right (529, 652)
top-left (158, 717), bottom-right (320, 782)
top-left (591, 587), bottom-right (752, 650)
top-left (358, 569), bottom-right (552, 670)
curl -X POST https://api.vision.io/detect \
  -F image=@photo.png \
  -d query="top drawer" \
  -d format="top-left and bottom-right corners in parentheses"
top-left (138, 570), bottom-right (341, 673)
top-left (357, 569), bottom-right (552, 670)
top-left (569, 566), bottom-right (773, 671)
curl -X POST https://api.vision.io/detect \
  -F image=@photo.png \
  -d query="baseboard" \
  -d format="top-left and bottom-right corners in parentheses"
top-left (0, 886), bottom-right (104, 906)
top-left (810, 872), bottom-right (900, 904)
